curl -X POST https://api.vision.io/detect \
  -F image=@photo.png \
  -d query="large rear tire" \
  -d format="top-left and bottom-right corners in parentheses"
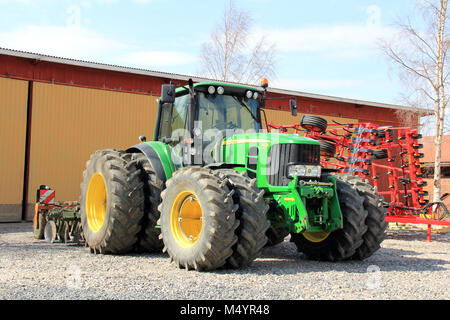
top-left (334, 174), bottom-right (388, 260)
top-left (158, 167), bottom-right (239, 271)
top-left (291, 177), bottom-right (368, 261)
top-left (80, 149), bottom-right (145, 254)
top-left (215, 169), bottom-right (270, 269)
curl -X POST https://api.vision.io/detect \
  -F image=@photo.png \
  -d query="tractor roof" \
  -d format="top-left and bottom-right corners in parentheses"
top-left (175, 82), bottom-right (262, 97)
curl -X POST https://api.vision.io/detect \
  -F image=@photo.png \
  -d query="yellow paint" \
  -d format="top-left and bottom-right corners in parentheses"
top-left (0, 78), bottom-right (28, 212)
top-left (284, 198), bottom-right (296, 202)
top-left (27, 82), bottom-right (158, 206)
top-left (85, 173), bottom-right (107, 232)
top-left (170, 190), bottom-right (203, 248)
top-left (302, 232), bottom-right (331, 243)
top-left (222, 139), bottom-right (271, 146)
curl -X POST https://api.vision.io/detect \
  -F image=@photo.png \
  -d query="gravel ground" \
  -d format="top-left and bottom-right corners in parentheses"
top-left (0, 222), bottom-right (449, 300)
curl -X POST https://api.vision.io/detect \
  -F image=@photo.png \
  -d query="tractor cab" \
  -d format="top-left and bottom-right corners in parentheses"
top-left (154, 81), bottom-right (269, 167)
top-left (155, 82), bottom-right (262, 140)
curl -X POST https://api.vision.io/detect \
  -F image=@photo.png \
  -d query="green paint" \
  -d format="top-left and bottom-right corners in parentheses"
top-left (140, 141), bottom-right (177, 179)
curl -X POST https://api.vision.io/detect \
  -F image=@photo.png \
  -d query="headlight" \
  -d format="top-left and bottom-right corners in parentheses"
top-left (288, 164), bottom-right (321, 178)
top-left (217, 86), bottom-right (225, 95)
top-left (246, 90), bottom-right (253, 99)
top-left (253, 92), bottom-right (259, 99)
top-left (208, 86), bottom-right (216, 95)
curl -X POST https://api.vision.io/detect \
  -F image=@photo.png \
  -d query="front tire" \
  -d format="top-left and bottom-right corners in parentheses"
top-left (158, 167), bottom-right (239, 271)
top-left (216, 169), bottom-right (270, 269)
top-left (334, 174), bottom-right (388, 260)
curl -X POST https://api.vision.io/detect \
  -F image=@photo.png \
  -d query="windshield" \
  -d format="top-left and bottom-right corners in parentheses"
top-left (197, 92), bottom-right (261, 132)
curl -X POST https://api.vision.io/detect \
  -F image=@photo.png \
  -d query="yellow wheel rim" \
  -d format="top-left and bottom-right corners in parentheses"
top-left (86, 173), bottom-right (107, 233)
top-left (303, 232), bottom-right (331, 243)
top-left (170, 190), bottom-right (203, 248)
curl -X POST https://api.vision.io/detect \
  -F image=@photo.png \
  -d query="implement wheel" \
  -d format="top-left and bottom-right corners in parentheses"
top-left (80, 149), bottom-right (144, 254)
top-left (318, 139), bottom-right (336, 158)
top-left (44, 220), bottom-right (57, 243)
top-left (291, 177), bottom-right (368, 261)
top-left (159, 167), bottom-right (239, 271)
top-left (300, 115), bottom-right (328, 133)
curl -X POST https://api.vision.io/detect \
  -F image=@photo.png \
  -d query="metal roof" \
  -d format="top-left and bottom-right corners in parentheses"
top-left (0, 47), bottom-right (429, 114)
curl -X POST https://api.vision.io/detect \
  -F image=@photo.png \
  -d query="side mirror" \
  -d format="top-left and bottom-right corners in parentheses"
top-left (290, 99), bottom-right (298, 117)
top-left (161, 84), bottom-right (176, 104)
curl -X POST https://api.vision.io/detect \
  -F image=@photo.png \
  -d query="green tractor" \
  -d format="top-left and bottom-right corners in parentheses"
top-left (79, 79), bottom-right (387, 271)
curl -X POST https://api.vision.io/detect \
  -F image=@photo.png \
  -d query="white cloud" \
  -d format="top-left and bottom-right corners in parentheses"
top-left (121, 50), bottom-right (198, 68)
top-left (0, 25), bottom-right (132, 62)
top-left (0, 23), bottom-right (199, 70)
top-left (272, 77), bottom-right (367, 93)
top-left (256, 23), bottom-right (395, 58)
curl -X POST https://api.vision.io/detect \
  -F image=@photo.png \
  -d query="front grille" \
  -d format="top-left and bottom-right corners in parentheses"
top-left (267, 143), bottom-right (320, 186)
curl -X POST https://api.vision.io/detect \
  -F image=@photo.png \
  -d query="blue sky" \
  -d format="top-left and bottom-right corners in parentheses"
top-left (0, 0), bottom-right (419, 105)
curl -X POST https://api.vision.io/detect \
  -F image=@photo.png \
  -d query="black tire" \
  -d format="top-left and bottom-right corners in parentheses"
top-left (300, 115), bottom-right (328, 133)
top-left (158, 167), bottom-right (239, 271)
top-left (375, 128), bottom-right (394, 139)
top-left (318, 139), bottom-right (336, 158)
top-left (334, 174), bottom-right (388, 260)
top-left (265, 226), bottom-right (290, 247)
top-left (372, 149), bottom-right (388, 160)
top-left (215, 169), bottom-right (270, 268)
top-left (264, 205), bottom-right (289, 247)
top-left (33, 205), bottom-right (46, 240)
top-left (80, 149), bottom-right (145, 254)
top-left (291, 177), bottom-right (367, 261)
top-left (132, 153), bottom-right (164, 252)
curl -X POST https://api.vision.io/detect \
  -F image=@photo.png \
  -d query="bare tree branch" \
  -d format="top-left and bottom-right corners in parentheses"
top-left (198, 0), bottom-right (277, 85)
top-left (381, 0), bottom-right (449, 202)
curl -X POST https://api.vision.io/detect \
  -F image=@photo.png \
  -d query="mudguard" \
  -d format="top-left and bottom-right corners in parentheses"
top-left (127, 142), bottom-right (176, 183)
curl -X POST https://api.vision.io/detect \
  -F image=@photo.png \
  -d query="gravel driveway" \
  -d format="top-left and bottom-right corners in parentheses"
top-left (0, 222), bottom-right (449, 300)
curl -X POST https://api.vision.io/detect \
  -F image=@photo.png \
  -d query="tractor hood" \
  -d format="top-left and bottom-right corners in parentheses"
top-left (222, 132), bottom-right (320, 146)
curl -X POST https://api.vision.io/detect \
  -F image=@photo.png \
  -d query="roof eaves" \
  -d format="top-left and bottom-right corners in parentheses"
top-left (0, 47), bottom-right (430, 114)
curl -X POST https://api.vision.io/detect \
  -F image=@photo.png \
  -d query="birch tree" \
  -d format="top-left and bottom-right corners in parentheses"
top-left (199, 0), bottom-right (276, 85)
top-left (381, 0), bottom-right (449, 203)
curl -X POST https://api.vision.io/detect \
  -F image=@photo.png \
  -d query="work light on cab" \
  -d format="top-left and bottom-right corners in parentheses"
top-left (208, 86), bottom-right (216, 95)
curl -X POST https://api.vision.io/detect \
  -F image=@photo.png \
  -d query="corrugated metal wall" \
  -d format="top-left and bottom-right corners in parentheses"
top-left (25, 82), bottom-right (158, 220)
top-left (0, 77), bottom-right (28, 222)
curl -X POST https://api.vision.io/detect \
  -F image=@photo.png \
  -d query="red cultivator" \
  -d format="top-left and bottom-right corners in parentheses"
top-left (268, 116), bottom-right (450, 241)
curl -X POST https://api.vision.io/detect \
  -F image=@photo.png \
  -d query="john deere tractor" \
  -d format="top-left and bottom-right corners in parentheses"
top-left (80, 79), bottom-right (387, 271)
